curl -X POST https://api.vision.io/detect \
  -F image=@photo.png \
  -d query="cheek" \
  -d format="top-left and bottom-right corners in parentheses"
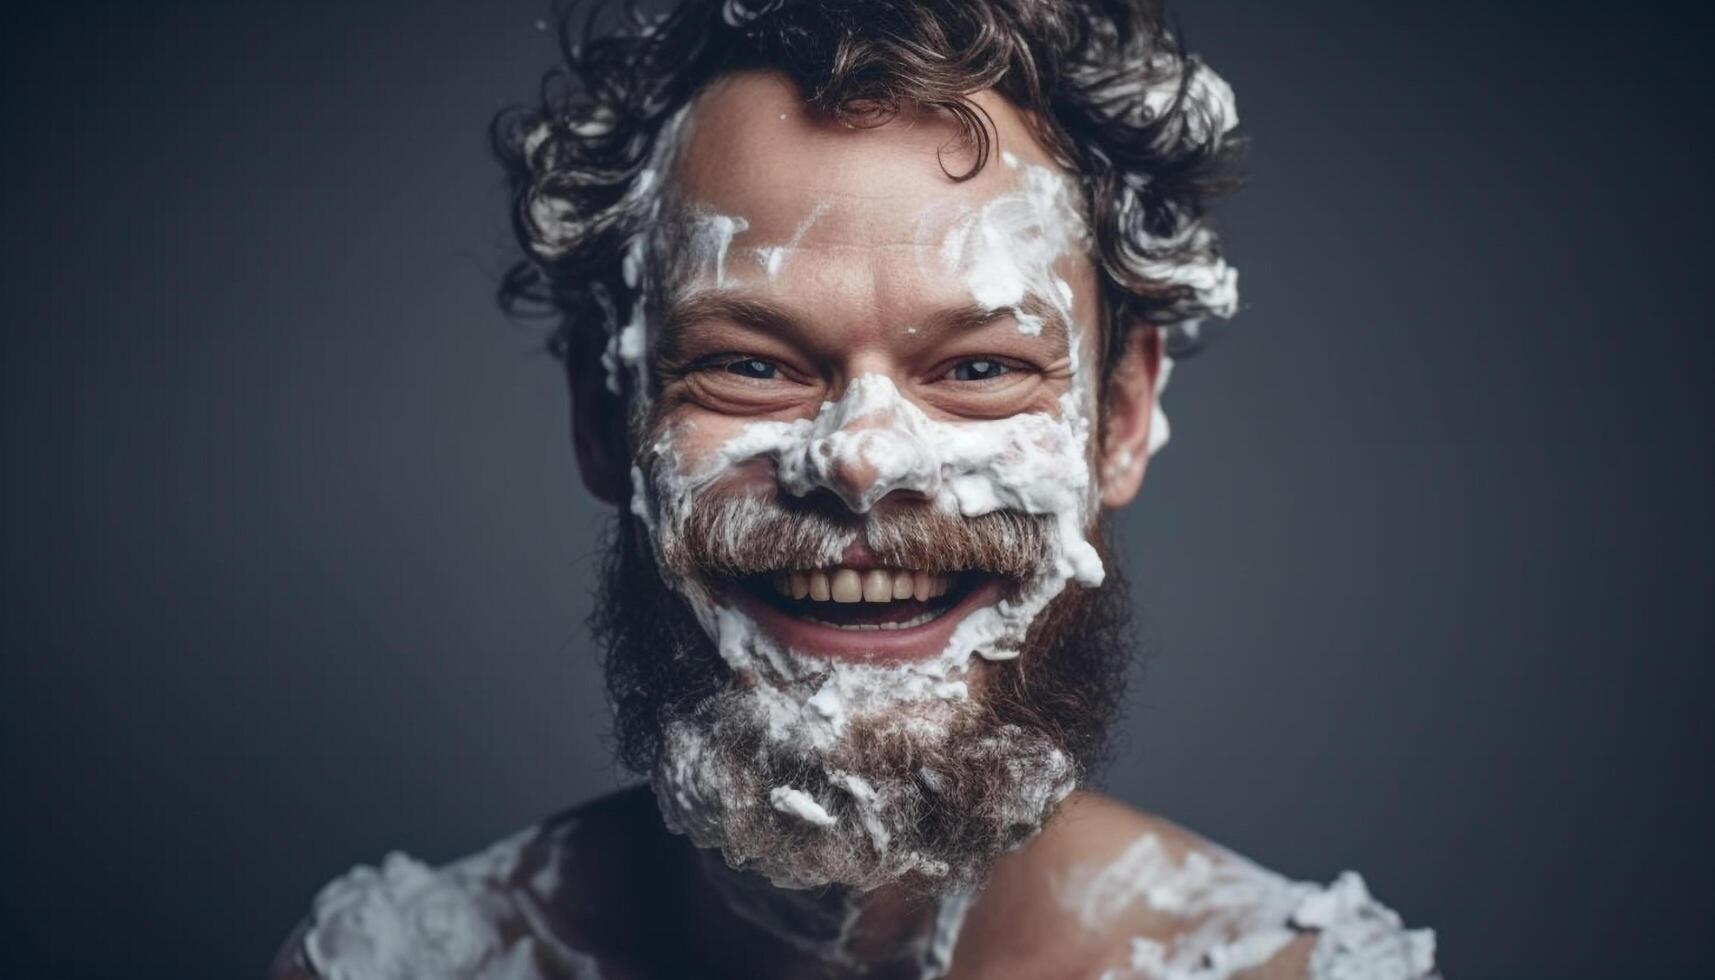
top-left (656, 418), bottom-right (728, 473)
top-left (643, 409), bottom-right (786, 506)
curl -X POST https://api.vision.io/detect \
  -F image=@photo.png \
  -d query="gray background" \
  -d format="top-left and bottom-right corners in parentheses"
top-left (3, 2), bottom-right (1710, 977)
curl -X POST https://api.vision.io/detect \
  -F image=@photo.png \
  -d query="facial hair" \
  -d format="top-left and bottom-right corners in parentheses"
top-left (591, 495), bottom-right (1134, 893)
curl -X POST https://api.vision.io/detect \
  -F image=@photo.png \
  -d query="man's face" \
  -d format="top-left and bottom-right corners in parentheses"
top-left (589, 71), bottom-right (1160, 892)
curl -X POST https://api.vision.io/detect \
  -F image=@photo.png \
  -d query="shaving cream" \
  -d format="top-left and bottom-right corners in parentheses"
top-left (1060, 833), bottom-right (1438, 980)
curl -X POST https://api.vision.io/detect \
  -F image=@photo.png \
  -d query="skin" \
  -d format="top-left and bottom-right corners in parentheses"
top-left (274, 72), bottom-right (1315, 979)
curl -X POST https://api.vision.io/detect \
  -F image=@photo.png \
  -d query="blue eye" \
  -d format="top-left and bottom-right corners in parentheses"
top-left (948, 359), bottom-right (1011, 382)
top-left (726, 358), bottom-right (778, 379)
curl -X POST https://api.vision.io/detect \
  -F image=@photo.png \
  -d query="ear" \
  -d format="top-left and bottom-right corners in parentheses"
top-left (565, 325), bottom-right (631, 506)
top-left (1099, 325), bottom-right (1163, 509)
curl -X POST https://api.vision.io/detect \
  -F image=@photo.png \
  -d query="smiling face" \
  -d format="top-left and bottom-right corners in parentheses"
top-left (578, 71), bottom-right (1163, 892)
top-left (627, 71), bottom-right (1158, 661)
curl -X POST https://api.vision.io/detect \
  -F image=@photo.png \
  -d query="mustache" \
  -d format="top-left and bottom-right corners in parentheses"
top-left (658, 490), bottom-right (1056, 580)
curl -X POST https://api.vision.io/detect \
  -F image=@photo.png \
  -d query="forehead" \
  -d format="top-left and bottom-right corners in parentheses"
top-left (658, 71), bottom-right (1095, 329)
top-left (672, 71), bottom-right (1064, 236)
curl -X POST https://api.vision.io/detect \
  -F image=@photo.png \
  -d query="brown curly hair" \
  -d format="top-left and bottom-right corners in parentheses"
top-left (492, 0), bottom-right (1244, 381)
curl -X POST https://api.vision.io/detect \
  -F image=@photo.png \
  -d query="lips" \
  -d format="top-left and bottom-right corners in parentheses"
top-left (717, 533), bottom-right (1011, 662)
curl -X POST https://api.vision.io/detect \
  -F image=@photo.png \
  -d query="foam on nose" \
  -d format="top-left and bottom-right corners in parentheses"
top-left (779, 375), bottom-right (942, 513)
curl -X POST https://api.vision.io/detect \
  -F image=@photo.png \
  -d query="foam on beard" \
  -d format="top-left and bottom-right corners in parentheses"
top-left (594, 498), bottom-right (1124, 897)
top-left (653, 672), bottom-right (1076, 892)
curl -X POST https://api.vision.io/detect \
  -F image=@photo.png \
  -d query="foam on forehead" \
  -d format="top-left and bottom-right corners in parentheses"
top-left (657, 84), bottom-right (1089, 295)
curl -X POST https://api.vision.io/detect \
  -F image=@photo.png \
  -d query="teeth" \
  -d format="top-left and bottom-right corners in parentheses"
top-left (862, 570), bottom-right (892, 602)
top-left (892, 571), bottom-right (913, 600)
top-left (771, 568), bottom-right (953, 604)
top-left (831, 569), bottom-right (863, 603)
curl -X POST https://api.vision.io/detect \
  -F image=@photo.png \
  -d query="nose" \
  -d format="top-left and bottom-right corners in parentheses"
top-left (818, 414), bottom-right (912, 512)
top-left (796, 375), bottom-right (940, 513)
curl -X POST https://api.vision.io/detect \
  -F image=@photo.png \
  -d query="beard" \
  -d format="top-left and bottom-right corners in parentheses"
top-left (591, 492), bottom-right (1134, 894)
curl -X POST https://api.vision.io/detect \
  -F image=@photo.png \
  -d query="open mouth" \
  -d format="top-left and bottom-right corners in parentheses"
top-left (720, 556), bottom-right (1010, 663)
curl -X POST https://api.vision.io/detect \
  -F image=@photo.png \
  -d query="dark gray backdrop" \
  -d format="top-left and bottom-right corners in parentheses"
top-left (3, 2), bottom-right (1710, 978)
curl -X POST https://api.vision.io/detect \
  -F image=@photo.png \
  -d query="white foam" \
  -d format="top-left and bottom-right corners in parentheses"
top-left (770, 786), bottom-right (837, 827)
top-left (300, 828), bottom-right (608, 980)
top-left (1064, 833), bottom-right (1438, 980)
top-left (752, 201), bottom-right (828, 278)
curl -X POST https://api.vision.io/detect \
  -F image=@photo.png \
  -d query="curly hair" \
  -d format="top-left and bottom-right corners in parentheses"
top-left (492, 0), bottom-right (1243, 382)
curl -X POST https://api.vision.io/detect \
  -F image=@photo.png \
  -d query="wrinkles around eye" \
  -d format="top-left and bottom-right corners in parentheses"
top-left (914, 368), bottom-right (1048, 420)
top-left (677, 355), bottom-right (813, 414)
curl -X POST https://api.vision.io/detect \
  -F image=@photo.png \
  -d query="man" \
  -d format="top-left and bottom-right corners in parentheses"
top-left (274, 1), bottom-right (1438, 977)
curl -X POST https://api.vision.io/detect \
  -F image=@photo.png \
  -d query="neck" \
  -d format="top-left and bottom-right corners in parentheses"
top-left (693, 847), bottom-right (975, 979)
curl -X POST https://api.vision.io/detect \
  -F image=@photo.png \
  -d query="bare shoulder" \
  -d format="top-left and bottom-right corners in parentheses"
top-left (268, 785), bottom-right (681, 979)
top-left (957, 791), bottom-right (1440, 980)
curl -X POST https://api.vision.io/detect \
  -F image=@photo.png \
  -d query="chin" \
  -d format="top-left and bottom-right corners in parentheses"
top-left (650, 677), bottom-right (1078, 893)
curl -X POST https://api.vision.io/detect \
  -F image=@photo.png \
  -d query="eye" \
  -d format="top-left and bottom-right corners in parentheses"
top-left (945, 358), bottom-right (1012, 383)
top-left (724, 358), bottom-right (779, 380)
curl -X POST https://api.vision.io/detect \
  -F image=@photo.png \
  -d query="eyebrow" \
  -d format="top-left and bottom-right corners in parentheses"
top-left (657, 290), bottom-right (1072, 363)
top-left (657, 294), bottom-right (804, 368)
top-left (919, 296), bottom-right (1071, 352)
